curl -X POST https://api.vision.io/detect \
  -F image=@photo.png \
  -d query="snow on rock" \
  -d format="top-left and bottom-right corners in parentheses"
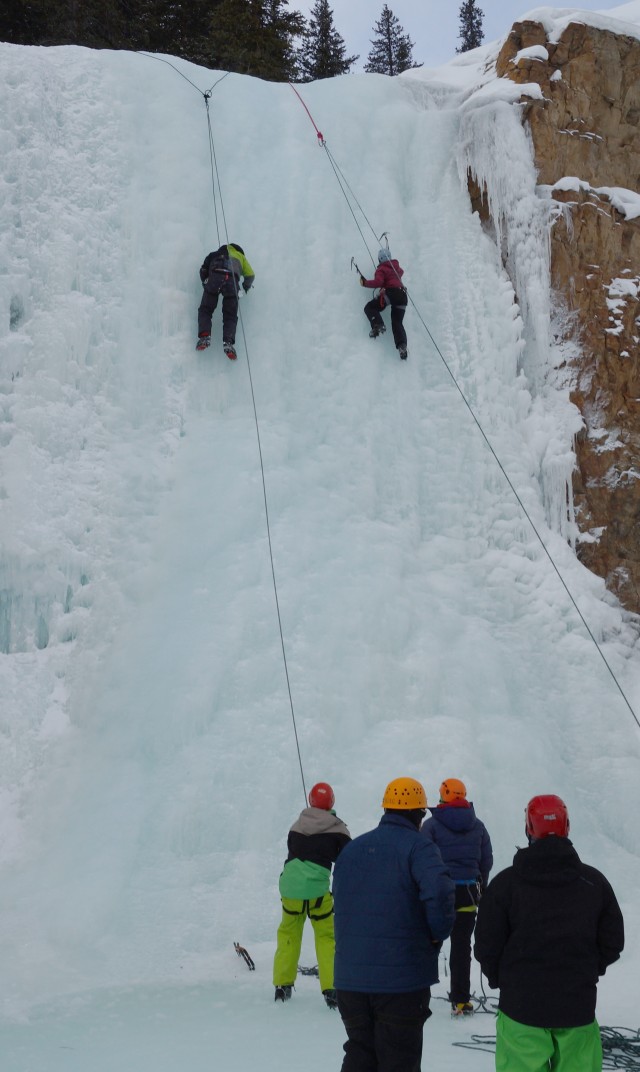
top-left (547, 178), bottom-right (640, 221)
top-left (512, 44), bottom-right (550, 62)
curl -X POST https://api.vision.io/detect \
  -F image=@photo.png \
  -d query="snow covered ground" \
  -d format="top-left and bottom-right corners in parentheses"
top-left (1, 6), bottom-right (640, 1069)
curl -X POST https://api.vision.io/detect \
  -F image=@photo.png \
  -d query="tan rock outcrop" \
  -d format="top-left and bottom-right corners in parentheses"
top-left (488, 20), bottom-right (640, 610)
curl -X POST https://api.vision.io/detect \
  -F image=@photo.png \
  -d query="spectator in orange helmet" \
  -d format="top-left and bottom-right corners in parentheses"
top-left (421, 778), bottom-right (493, 1016)
top-left (333, 777), bottom-right (455, 1072)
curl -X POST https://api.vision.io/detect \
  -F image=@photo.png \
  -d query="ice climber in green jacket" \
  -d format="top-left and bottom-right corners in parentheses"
top-left (273, 782), bottom-right (351, 1009)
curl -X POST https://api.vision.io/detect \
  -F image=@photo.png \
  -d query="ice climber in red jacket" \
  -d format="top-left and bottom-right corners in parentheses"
top-left (359, 248), bottom-right (408, 360)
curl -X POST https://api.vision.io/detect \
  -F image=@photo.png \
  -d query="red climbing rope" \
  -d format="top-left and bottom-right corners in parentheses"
top-left (288, 82), bottom-right (324, 145)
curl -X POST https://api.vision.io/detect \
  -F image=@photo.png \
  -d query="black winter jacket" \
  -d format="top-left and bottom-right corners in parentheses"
top-left (474, 837), bottom-right (624, 1028)
top-left (285, 807), bottom-right (351, 872)
top-left (278, 807), bottom-right (351, 900)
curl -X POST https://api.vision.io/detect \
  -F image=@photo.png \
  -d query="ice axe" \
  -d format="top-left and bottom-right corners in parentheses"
top-left (233, 941), bottom-right (255, 970)
top-left (351, 256), bottom-right (365, 284)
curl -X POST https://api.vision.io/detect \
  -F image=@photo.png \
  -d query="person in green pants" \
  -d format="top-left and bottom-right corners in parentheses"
top-left (474, 794), bottom-right (624, 1072)
top-left (273, 782), bottom-right (351, 1009)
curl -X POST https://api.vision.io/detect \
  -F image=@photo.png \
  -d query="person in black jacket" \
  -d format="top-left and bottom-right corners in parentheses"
top-left (474, 794), bottom-right (624, 1072)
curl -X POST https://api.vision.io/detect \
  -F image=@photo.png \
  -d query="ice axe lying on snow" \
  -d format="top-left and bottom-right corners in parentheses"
top-left (233, 942), bottom-right (255, 970)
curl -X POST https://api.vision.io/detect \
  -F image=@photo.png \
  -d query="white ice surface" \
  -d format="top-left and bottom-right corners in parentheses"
top-left (1, 30), bottom-right (639, 1072)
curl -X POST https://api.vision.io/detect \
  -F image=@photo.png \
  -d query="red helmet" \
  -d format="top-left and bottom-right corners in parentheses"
top-left (309, 782), bottom-right (335, 810)
top-left (525, 794), bottom-right (569, 839)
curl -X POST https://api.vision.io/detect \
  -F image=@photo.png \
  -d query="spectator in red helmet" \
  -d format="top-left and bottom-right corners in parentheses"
top-left (474, 794), bottom-right (624, 1072)
top-left (273, 782), bottom-right (350, 1009)
top-left (421, 777), bottom-right (493, 1016)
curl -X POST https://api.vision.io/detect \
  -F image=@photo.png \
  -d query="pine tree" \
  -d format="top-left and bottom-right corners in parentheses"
top-left (209, 0), bottom-right (304, 80)
top-left (1, 0), bottom-right (115, 47)
top-left (208, 0), bottom-right (259, 74)
top-left (456, 0), bottom-right (484, 53)
top-left (297, 0), bottom-right (357, 81)
top-left (0, 0), bottom-right (39, 44)
top-left (364, 4), bottom-right (419, 76)
top-left (143, 0), bottom-right (224, 64)
top-left (264, 0), bottom-right (306, 81)
top-left (0, 0), bottom-right (220, 54)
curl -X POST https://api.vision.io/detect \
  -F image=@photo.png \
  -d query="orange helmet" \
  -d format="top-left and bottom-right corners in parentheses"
top-left (439, 778), bottom-right (467, 803)
top-left (382, 777), bottom-right (427, 810)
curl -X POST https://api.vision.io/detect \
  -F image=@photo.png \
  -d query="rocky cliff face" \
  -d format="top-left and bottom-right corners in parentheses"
top-left (480, 19), bottom-right (640, 611)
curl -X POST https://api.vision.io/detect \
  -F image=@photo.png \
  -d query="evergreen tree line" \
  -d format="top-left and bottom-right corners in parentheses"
top-left (1, 0), bottom-right (484, 82)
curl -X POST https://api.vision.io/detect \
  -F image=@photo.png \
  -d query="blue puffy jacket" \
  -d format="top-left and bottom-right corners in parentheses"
top-left (421, 803), bottom-right (493, 888)
top-left (333, 812), bottom-right (455, 993)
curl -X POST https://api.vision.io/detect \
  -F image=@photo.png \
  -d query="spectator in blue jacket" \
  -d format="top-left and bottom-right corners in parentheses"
top-left (421, 777), bottom-right (493, 1016)
top-left (333, 777), bottom-right (455, 1072)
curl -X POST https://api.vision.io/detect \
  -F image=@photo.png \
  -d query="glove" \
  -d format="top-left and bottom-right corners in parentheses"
top-left (242, 281), bottom-right (252, 293)
top-left (359, 275), bottom-right (365, 287)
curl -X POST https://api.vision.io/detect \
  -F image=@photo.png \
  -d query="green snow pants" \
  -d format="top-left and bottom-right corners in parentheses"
top-left (496, 1011), bottom-right (603, 1072)
top-left (272, 893), bottom-right (335, 992)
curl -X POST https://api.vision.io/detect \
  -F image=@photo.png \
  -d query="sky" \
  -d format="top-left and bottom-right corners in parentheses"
top-left (294, 1), bottom-right (631, 67)
top-left (1, 5), bottom-right (640, 1069)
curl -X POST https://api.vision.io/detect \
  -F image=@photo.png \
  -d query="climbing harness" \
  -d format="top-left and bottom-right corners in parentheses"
top-left (282, 896), bottom-right (333, 922)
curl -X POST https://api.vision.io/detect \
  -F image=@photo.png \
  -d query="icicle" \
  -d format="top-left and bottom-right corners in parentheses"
top-left (457, 93), bottom-right (552, 385)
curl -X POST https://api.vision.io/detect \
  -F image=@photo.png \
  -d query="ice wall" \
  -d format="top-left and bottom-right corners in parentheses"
top-left (456, 78), bottom-right (583, 544)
